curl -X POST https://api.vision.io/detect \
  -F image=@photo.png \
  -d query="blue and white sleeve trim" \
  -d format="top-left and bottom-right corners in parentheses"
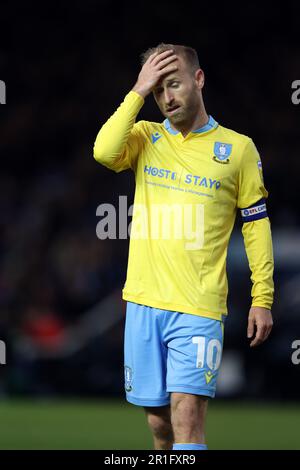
top-left (241, 198), bottom-right (268, 222)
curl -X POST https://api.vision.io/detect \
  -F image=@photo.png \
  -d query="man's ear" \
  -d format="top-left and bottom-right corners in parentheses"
top-left (195, 69), bottom-right (205, 90)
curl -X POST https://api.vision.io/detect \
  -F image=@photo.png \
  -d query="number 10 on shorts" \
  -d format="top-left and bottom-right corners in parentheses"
top-left (192, 336), bottom-right (222, 370)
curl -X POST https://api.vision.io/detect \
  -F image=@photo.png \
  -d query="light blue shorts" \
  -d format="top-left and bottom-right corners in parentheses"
top-left (124, 301), bottom-right (225, 407)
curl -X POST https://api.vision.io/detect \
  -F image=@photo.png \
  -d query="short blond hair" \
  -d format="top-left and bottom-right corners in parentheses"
top-left (140, 43), bottom-right (200, 75)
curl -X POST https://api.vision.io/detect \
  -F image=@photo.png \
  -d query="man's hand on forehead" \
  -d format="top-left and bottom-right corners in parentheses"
top-left (132, 49), bottom-right (178, 99)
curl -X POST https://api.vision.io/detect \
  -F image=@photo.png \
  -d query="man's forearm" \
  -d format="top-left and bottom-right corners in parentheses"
top-left (93, 91), bottom-right (144, 168)
top-left (242, 217), bottom-right (274, 309)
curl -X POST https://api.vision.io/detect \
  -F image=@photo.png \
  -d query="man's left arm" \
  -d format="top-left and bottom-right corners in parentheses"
top-left (238, 139), bottom-right (274, 347)
top-left (242, 217), bottom-right (274, 347)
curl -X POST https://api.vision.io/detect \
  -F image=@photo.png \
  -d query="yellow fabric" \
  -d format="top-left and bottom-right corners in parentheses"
top-left (94, 91), bottom-right (274, 320)
top-left (242, 218), bottom-right (274, 310)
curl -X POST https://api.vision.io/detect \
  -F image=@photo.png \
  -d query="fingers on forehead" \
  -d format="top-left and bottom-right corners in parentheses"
top-left (150, 49), bottom-right (174, 60)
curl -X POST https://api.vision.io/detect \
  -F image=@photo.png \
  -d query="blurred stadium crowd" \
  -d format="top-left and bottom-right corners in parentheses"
top-left (0, 1), bottom-right (299, 400)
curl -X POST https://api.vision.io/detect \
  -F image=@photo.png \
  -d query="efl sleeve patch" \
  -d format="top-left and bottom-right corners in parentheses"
top-left (241, 198), bottom-right (268, 222)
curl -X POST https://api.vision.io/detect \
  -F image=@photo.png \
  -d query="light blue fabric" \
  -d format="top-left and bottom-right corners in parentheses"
top-left (124, 302), bottom-right (224, 406)
top-left (172, 443), bottom-right (208, 450)
top-left (163, 115), bottom-right (218, 135)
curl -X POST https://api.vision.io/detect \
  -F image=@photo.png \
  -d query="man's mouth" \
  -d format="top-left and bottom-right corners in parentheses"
top-left (166, 105), bottom-right (181, 115)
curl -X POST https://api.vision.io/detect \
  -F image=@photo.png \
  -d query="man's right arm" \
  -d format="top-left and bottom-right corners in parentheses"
top-left (93, 49), bottom-right (178, 173)
top-left (93, 91), bottom-right (145, 173)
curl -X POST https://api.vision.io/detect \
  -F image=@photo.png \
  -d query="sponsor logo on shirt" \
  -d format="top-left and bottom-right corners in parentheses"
top-left (185, 174), bottom-right (221, 189)
top-left (144, 166), bottom-right (221, 190)
top-left (144, 165), bottom-right (177, 180)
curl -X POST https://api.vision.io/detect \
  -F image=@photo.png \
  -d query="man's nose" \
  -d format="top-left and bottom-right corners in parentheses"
top-left (164, 89), bottom-right (174, 104)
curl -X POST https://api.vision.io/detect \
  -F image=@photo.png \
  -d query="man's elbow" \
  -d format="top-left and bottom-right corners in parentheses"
top-left (93, 145), bottom-right (123, 173)
top-left (93, 143), bottom-right (108, 165)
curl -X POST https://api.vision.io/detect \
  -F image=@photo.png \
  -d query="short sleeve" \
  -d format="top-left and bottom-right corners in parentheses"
top-left (237, 139), bottom-right (268, 209)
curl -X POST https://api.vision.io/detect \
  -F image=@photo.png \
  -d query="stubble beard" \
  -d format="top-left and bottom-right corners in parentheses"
top-left (169, 92), bottom-right (199, 127)
top-left (169, 103), bottom-right (198, 129)
top-left (168, 107), bottom-right (185, 125)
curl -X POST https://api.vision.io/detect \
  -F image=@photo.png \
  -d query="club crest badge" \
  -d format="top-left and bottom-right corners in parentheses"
top-left (213, 142), bottom-right (232, 164)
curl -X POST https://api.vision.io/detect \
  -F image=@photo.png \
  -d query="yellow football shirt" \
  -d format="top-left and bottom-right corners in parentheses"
top-left (94, 91), bottom-right (274, 321)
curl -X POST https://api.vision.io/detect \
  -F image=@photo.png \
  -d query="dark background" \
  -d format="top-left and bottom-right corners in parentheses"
top-left (0, 0), bottom-right (299, 402)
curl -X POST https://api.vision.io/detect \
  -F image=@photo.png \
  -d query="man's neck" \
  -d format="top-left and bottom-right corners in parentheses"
top-left (170, 109), bottom-right (209, 138)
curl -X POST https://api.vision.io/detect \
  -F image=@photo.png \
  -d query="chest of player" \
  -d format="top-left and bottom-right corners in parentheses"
top-left (137, 137), bottom-right (239, 204)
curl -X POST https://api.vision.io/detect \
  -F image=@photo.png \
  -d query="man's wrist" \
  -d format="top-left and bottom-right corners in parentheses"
top-left (131, 84), bottom-right (149, 99)
top-left (251, 304), bottom-right (272, 312)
